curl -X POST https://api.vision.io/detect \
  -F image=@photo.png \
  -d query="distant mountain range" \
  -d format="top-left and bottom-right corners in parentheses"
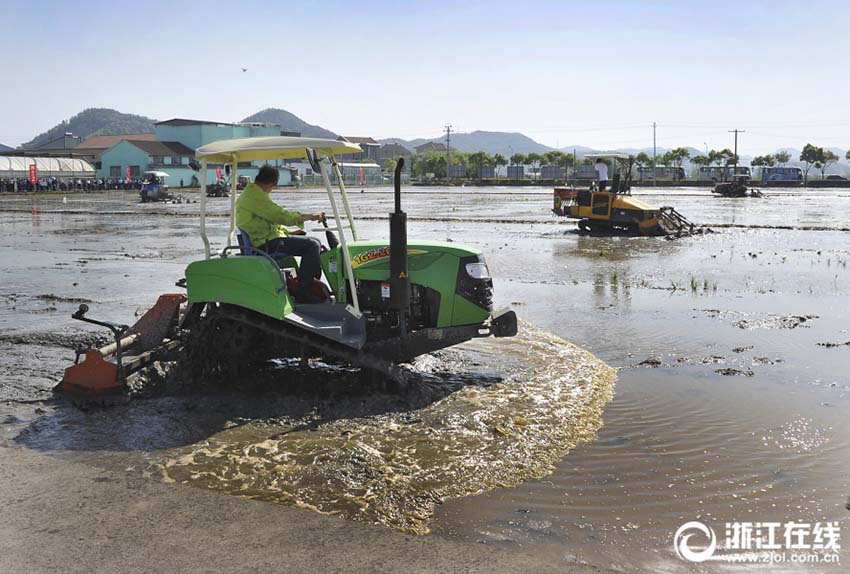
top-left (0, 143), bottom-right (12, 152)
top-left (382, 131), bottom-right (553, 156)
top-left (381, 134), bottom-right (715, 161)
top-left (17, 107), bottom-right (339, 150)
top-left (13, 108), bottom-right (848, 174)
top-left (21, 108), bottom-right (157, 149)
top-left (381, 134), bottom-right (849, 171)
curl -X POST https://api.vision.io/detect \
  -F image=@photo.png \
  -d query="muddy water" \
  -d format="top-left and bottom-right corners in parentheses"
top-left (1, 187), bottom-right (849, 571)
top-left (145, 323), bottom-right (614, 533)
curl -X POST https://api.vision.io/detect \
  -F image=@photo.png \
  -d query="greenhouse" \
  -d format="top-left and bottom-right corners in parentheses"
top-left (0, 156), bottom-right (95, 178)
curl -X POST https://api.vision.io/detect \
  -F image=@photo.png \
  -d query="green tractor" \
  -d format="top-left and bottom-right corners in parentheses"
top-left (57, 137), bottom-right (516, 394)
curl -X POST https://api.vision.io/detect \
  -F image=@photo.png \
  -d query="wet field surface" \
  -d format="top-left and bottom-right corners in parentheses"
top-left (1, 186), bottom-right (849, 572)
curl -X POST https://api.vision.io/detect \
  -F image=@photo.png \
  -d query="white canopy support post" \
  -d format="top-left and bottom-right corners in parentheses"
top-left (199, 159), bottom-right (210, 259)
top-left (228, 155), bottom-right (238, 247)
top-left (329, 158), bottom-right (358, 241)
top-left (319, 158), bottom-right (360, 317)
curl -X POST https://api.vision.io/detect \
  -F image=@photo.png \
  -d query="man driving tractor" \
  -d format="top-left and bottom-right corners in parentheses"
top-left (235, 165), bottom-right (326, 303)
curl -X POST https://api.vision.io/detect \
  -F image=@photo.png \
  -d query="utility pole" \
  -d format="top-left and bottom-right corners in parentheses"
top-left (652, 121), bottom-right (657, 186)
top-left (444, 124), bottom-right (452, 182)
top-left (728, 129), bottom-right (745, 172)
top-left (573, 147), bottom-right (576, 185)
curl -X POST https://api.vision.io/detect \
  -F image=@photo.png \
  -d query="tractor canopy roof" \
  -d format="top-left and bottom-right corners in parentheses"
top-left (195, 136), bottom-right (362, 163)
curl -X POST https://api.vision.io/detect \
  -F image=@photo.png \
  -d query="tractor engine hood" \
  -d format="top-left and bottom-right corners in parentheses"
top-left (329, 240), bottom-right (484, 275)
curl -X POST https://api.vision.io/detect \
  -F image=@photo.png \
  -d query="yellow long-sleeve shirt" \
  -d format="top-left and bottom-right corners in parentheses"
top-left (235, 182), bottom-right (303, 246)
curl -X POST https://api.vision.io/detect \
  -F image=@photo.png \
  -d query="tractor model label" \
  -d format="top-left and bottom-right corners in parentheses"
top-left (352, 248), bottom-right (426, 268)
top-left (381, 283), bottom-right (390, 298)
top-left (353, 247), bottom-right (390, 267)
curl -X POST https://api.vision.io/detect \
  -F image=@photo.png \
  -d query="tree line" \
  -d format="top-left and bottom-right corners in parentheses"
top-left (798, 144), bottom-right (843, 181)
top-left (410, 150), bottom-right (580, 179)
top-left (750, 146), bottom-right (843, 181)
top-left (407, 144), bottom-right (849, 181)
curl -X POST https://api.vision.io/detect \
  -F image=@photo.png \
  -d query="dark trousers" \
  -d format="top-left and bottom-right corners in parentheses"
top-left (261, 235), bottom-right (322, 298)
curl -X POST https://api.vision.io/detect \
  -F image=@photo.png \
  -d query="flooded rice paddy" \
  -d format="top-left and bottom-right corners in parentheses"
top-left (1, 186), bottom-right (849, 572)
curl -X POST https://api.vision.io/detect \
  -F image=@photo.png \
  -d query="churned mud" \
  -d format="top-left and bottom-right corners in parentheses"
top-left (6, 323), bottom-right (615, 536)
top-left (714, 367), bottom-right (755, 377)
top-left (733, 314), bottom-right (818, 330)
top-left (142, 324), bottom-right (615, 533)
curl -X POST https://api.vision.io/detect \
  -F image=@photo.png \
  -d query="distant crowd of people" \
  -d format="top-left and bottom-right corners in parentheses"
top-left (0, 178), bottom-right (155, 193)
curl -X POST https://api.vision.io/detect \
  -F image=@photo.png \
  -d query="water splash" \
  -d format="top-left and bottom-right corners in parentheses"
top-left (148, 322), bottom-right (616, 533)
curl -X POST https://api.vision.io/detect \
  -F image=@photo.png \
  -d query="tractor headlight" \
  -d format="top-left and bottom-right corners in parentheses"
top-left (465, 262), bottom-right (490, 280)
top-left (458, 255), bottom-right (493, 311)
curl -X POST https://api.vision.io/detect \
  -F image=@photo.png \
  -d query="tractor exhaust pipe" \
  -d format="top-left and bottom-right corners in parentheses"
top-left (389, 158), bottom-right (410, 336)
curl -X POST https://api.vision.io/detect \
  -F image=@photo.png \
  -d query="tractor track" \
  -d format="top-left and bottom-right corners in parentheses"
top-left (180, 305), bottom-right (412, 389)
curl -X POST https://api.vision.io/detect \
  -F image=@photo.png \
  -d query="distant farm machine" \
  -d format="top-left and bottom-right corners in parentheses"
top-left (553, 154), bottom-right (696, 236)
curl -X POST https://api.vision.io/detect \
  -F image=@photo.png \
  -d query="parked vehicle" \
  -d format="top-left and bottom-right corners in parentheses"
top-left (637, 166), bottom-right (686, 182)
top-left (698, 166), bottom-right (751, 183)
top-left (571, 165), bottom-right (598, 180)
top-left (760, 167), bottom-right (803, 182)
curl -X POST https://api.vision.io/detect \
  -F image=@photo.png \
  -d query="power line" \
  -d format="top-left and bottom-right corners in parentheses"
top-left (379, 119), bottom-right (850, 139)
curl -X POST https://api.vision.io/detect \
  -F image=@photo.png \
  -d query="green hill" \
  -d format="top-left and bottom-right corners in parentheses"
top-left (241, 108), bottom-right (337, 139)
top-left (21, 108), bottom-right (156, 149)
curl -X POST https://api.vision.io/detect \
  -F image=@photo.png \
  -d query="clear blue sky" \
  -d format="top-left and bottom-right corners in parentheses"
top-left (2, 0), bottom-right (849, 154)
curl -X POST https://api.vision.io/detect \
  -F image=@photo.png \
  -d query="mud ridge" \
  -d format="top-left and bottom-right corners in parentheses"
top-left (708, 223), bottom-right (850, 232)
top-left (33, 294), bottom-right (94, 304)
top-left (817, 340), bottom-right (850, 348)
top-left (0, 332), bottom-right (109, 349)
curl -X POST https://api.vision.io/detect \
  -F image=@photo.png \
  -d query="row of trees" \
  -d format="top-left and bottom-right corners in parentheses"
top-left (411, 150), bottom-right (579, 179)
top-left (753, 145), bottom-right (850, 181)
top-left (799, 144), bottom-right (843, 181)
top-left (651, 145), bottom-right (848, 182)
top-left (408, 145), bottom-right (850, 181)
top-left (410, 151), bottom-right (504, 179)
top-left (749, 151), bottom-right (792, 166)
top-left (633, 148), bottom-right (695, 169)
top-left (635, 148), bottom-right (741, 169)
top-left (411, 149), bottom-right (638, 179)
top-left (508, 151), bottom-right (578, 179)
